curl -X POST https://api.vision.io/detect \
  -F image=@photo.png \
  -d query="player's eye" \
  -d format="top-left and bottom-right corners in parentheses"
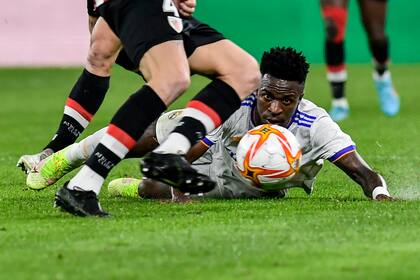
top-left (262, 93), bottom-right (273, 101)
top-left (282, 98), bottom-right (291, 105)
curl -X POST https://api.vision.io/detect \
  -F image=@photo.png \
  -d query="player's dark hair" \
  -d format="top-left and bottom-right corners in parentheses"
top-left (260, 47), bottom-right (309, 83)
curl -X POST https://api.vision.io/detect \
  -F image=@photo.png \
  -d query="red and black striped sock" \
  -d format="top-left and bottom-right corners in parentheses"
top-left (84, 85), bottom-right (166, 180)
top-left (325, 41), bottom-right (347, 99)
top-left (173, 79), bottom-right (241, 146)
top-left (44, 69), bottom-right (109, 152)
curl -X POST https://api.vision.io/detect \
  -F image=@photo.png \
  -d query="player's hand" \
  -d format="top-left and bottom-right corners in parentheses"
top-left (177, 0), bottom-right (196, 18)
top-left (375, 194), bottom-right (394, 201)
top-left (171, 187), bottom-right (193, 203)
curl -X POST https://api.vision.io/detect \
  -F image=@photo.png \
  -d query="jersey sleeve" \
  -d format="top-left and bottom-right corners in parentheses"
top-left (310, 115), bottom-right (356, 162)
top-left (201, 116), bottom-right (235, 148)
top-left (201, 126), bottom-right (223, 148)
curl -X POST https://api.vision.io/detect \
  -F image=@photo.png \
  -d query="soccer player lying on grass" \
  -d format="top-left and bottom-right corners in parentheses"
top-left (27, 47), bottom-right (392, 201)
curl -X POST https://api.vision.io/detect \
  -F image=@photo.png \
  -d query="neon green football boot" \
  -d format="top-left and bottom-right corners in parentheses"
top-left (26, 147), bottom-right (82, 190)
top-left (107, 178), bottom-right (141, 198)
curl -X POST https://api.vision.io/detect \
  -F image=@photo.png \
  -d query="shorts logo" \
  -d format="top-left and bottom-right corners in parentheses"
top-left (167, 16), bottom-right (183, 33)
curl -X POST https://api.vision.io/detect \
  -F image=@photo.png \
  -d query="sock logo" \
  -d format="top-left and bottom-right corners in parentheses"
top-left (63, 121), bottom-right (81, 137)
top-left (94, 152), bottom-right (114, 170)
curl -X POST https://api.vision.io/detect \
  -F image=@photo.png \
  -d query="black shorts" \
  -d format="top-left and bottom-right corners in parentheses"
top-left (98, 0), bottom-right (184, 67)
top-left (87, 0), bottom-right (99, 17)
top-left (182, 18), bottom-right (225, 57)
top-left (114, 17), bottom-right (225, 73)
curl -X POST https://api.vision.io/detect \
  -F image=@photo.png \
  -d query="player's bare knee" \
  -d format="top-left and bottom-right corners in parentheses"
top-left (87, 49), bottom-right (114, 74)
top-left (150, 71), bottom-right (190, 103)
top-left (167, 71), bottom-right (191, 94)
top-left (365, 27), bottom-right (386, 42)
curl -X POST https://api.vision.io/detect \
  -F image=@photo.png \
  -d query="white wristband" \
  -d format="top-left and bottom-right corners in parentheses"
top-left (372, 186), bottom-right (390, 200)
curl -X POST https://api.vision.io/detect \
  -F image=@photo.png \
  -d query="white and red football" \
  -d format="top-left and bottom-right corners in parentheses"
top-left (236, 124), bottom-right (301, 189)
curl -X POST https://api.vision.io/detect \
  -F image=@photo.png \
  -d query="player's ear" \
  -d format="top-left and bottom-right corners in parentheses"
top-left (298, 83), bottom-right (305, 100)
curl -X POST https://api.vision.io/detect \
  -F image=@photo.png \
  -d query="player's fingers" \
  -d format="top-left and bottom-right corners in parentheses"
top-left (375, 194), bottom-right (394, 201)
top-left (179, 2), bottom-right (195, 17)
top-left (181, 0), bottom-right (196, 9)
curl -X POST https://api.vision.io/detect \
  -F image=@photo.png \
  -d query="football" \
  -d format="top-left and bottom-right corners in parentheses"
top-left (236, 124), bottom-right (302, 189)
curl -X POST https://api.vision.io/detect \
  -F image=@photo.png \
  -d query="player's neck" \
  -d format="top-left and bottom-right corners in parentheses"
top-left (251, 106), bottom-right (261, 126)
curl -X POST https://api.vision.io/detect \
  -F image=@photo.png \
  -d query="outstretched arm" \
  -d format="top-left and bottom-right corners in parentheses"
top-left (333, 151), bottom-right (392, 200)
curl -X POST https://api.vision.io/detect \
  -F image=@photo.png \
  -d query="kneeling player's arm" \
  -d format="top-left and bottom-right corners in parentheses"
top-left (186, 141), bottom-right (210, 163)
top-left (333, 152), bottom-right (392, 200)
top-left (126, 121), bottom-right (160, 158)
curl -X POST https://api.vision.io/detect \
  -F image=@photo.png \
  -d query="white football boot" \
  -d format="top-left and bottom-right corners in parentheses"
top-left (16, 149), bottom-right (53, 174)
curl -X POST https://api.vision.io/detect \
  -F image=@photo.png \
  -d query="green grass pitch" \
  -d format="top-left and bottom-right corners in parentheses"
top-left (0, 65), bottom-right (419, 279)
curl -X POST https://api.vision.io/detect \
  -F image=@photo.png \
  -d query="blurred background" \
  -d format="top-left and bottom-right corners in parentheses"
top-left (1, 0), bottom-right (419, 67)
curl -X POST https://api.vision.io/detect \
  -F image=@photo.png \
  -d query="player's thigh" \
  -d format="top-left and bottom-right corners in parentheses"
top-left (98, 0), bottom-right (184, 70)
top-left (188, 39), bottom-right (258, 94)
top-left (188, 39), bottom-right (253, 76)
top-left (88, 16), bottom-right (98, 34)
top-left (140, 40), bottom-right (190, 104)
top-left (90, 18), bottom-right (121, 55)
top-left (139, 41), bottom-right (189, 82)
top-left (358, 0), bottom-right (387, 39)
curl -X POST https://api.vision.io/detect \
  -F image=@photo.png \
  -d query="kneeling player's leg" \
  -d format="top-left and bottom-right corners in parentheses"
top-left (321, 0), bottom-right (349, 120)
top-left (138, 179), bottom-right (172, 199)
top-left (107, 177), bottom-right (173, 199)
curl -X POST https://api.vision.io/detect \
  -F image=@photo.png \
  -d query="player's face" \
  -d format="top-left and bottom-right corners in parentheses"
top-left (255, 74), bottom-right (304, 128)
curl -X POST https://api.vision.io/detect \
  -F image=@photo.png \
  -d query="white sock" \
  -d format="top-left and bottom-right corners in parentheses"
top-left (332, 97), bottom-right (349, 108)
top-left (154, 132), bottom-right (191, 155)
top-left (65, 127), bottom-right (107, 163)
top-left (373, 70), bottom-right (390, 81)
top-left (327, 70), bottom-right (348, 83)
top-left (64, 143), bottom-right (85, 163)
top-left (67, 165), bottom-right (104, 195)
